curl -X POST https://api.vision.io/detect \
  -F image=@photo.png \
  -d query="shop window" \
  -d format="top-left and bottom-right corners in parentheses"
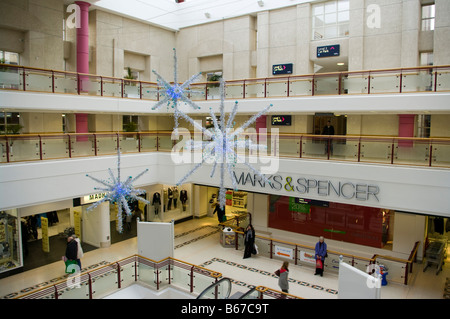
top-left (0, 112), bottom-right (21, 134)
top-left (312, 0), bottom-right (349, 40)
top-left (421, 4), bottom-right (435, 31)
top-left (0, 210), bottom-right (21, 275)
top-left (123, 115), bottom-right (139, 132)
top-left (0, 50), bottom-right (19, 65)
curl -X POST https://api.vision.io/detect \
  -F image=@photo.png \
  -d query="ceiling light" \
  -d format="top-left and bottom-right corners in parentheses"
top-left (337, 62), bottom-right (345, 66)
top-left (258, 0), bottom-right (264, 7)
top-left (204, 12), bottom-right (211, 18)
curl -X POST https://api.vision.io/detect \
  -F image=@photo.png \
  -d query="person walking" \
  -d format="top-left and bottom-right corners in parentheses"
top-left (314, 236), bottom-right (327, 276)
top-left (65, 235), bottom-right (78, 273)
top-left (277, 261), bottom-right (289, 296)
top-left (72, 235), bottom-right (84, 271)
top-left (243, 224), bottom-right (256, 259)
top-left (213, 203), bottom-right (226, 224)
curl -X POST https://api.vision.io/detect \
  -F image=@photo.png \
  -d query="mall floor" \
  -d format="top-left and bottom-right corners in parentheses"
top-left (1, 216), bottom-right (449, 299)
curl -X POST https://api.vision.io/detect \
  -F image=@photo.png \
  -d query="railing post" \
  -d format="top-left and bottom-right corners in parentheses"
top-left (38, 135), bottom-right (43, 160)
top-left (367, 72), bottom-right (371, 94)
top-left (5, 136), bottom-right (10, 163)
top-left (299, 135), bottom-right (303, 158)
top-left (270, 240), bottom-right (273, 259)
top-left (68, 134), bottom-right (72, 158)
top-left (139, 81), bottom-right (143, 99)
top-left (134, 258), bottom-right (138, 281)
top-left (88, 273), bottom-right (93, 299)
top-left (287, 77), bottom-right (290, 97)
top-left (93, 134), bottom-right (98, 156)
top-left (100, 76), bottom-right (103, 96)
top-left (138, 133), bottom-right (141, 152)
top-left (357, 137), bottom-right (361, 162)
top-left (399, 70), bottom-right (403, 93)
top-left (51, 71), bottom-right (55, 93)
top-left (121, 79), bottom-right (124, 98)
top-left (391, 140), bottom-right (395, 165)
top-left (404, 262), bottom-right (409, 285)
top-left (264, 78), bottom-right (267, 98)
top-left (312, 75), bottom-right (315, 96)
top-left (242, 80), bottom-right (246, 99)
top-left (429, 141), bottom-right (433, 167)
top-left (156, 265), bottom-right (160, 290)
top-left (190, 266), bottom-right (194, 293)
top-left (338, 73), bottom-right (342, 95)
top-left (77, 73), bottom-right (80, 95)
top-left (22, 67), bottom-right (26, 91)
top-left (434, 68), bottom-right (438, 92)
top-left (294, 245), bottom-right (298, 265)
top-left (54, 286), bottom-right (58, 300)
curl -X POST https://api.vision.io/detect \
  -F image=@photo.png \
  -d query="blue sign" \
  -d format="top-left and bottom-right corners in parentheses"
top-left (272, 63), bottom-right (293, 75)
top-left (317, 45), bottom-right (340, 58)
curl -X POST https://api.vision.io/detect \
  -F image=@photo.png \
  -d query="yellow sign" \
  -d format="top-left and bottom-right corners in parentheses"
top-left (41, 217), bottom-right (50, 253)
top-left (74, 210), bottom-right (81, 238)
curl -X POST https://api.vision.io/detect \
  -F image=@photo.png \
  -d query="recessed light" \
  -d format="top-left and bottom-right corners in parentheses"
top-left (204, 12), bottom-right (211, 18)
top-left (337, 62), bottom-right (345, 66)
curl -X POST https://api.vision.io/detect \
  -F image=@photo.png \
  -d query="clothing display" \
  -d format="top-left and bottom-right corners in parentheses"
top-left (167, 187), bottom-right (173, 210)
top-left (152, 192), bottom-right (161, 215)
top-left (180, 189), bottom-right (188, 211)
top-left (173, 186), bottom-right (179, 209)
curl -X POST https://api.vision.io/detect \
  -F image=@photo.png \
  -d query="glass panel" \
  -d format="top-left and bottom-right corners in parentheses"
top-left (102, 78), bottom-right (123, 97)
top-left (56, 277), bottom-right (90, 299)
top-left (78, 75), bottom-right (100, 96)
top-left (140, 133), bottom-right (158, 151)
top-left (436, 70), bottom-right (450, 91)
top-left (266, 79), bottom-right (287, 97)
top-left (0, 65), bottom-right (21, 90)
top-left (0, 136), bottom-right (7, 162)
top-left (324, 25), bottom-right (337, 38)
top-left (192, 270), bottom-right (218, 295)
top-left (225, 82), bottom-right (243, 99)
top-left (432, 141), bottom-right (450, 167)
top-left (278, 135), bottom-right (300, 157)
top-left (370, 72), bottom-right (401, 93)
top-left (158, 134), bottom-right (174, 152)
top-left (244, 80), bottom-right (265, 98)
top-left (25, 69), bottom-right (52, 92)
top-left (7, 135), bottom-right (41, 162)
top-left (137, 261), bottom-right (158, 289)
top-left (119, 134), bottom-right (140, 154)
top-left (41, 135), bottom-right (70, 160)
top-left (289, 78), bottom-right (313, 96)
top-left (54, 72), bottom-right (78, 94)
top-left (119, 262), bottom-right (137, 287)
top-left (187, 83), bottom-right (206, 101)
top-left (342, 73), bottom-right (369, 94)
top-left (254, 237), bottom-right (271, 258)
top-left (402, 69), bottom-right (434, 92)
top-left (96, 134), bottom-right (118, 156)
top-left (141, 82), bottom-right (159, 100)
top-left (70, 134), bottom-right (96, 158)
top-left (324, 13), bottom-right (337, 24)
top-left (393, 139), bottom-right (429, 166)
top-left (124, 81), bottom-right (141, 98)
top-left (207, 86), bottom-right (221, 100)
top-left (314, 76), bottom-right (339, 95)
top-left (359, 138), bottom-right (392, 164)
top-left (91, 269), bottom-right (118, 298)
top-left (329, 137), bottom-right (359, 161)
top-left (302, 136), bottom-right (328, 159)
top-left (171, 264), bottom-right (191, 292)
top-left (374, 259), bottom-right (405, 284)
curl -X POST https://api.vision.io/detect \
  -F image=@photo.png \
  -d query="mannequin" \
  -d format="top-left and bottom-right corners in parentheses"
top-left (152, 192), bottom-right (161, 215)
top-left (163, 188), bottom-right (168, 212)
top-left (168, 187), bottom-right (173, 210)
top-left (173, 186), bottom-right (179, 209)
top-left (180, 189), bottom-right (188, 211)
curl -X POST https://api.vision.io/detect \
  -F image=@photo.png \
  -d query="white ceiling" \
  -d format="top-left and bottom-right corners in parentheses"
top-left (90, 0), bottom-right (317, 31)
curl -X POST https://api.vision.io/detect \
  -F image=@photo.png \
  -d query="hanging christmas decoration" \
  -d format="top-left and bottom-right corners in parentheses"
top-left (152, 48), bottom-right (203, 135)
top-left (86, 149), bottom-right (150, 233)
top-left (175, 78), bottom-right (273, 208)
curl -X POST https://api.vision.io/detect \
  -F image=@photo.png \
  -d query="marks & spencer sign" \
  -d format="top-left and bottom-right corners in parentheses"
top-left (232, 171), bottom-right (380, 202)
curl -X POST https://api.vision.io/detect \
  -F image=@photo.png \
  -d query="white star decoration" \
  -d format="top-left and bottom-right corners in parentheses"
top-left (152, 48), bottom-right (203, 135)
top-left (86, 149), bottom-right (150, 233)
top-left (175, 78), bottom-right (273, 208)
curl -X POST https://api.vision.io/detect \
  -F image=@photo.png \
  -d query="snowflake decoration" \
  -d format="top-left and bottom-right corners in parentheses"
top-left (176, 78), bottom-right (273, 208)
top-left (152, 48), bottom-right (203, 135)
top-left (86, 149), bottom-right (150, 233)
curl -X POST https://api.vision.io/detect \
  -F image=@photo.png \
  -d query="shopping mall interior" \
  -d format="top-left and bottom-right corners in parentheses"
top-left (0, 0), bottom-right (449, 301)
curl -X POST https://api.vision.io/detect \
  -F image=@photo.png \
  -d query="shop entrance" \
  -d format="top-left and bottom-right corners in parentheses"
top-left (313, 114), bottom-right (347, 136)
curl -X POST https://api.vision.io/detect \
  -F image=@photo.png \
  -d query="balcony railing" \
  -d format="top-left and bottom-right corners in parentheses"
top-left (1, 131), bottom-right (449, 168)
top-left (1, 64), bottom-right (450, 100)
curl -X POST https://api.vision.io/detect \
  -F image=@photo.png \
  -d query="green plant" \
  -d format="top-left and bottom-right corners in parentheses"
top-left (123, 121), bottom-right (138, 132)
top-left (7, 124), bottom-right (23, 134)
top-left (124, 67), bottom-right (136, 86)
top-left (207, 73), bottom-right (222, 88)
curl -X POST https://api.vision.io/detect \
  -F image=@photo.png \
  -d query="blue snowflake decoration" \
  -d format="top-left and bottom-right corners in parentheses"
top-left (152, 48), bottom-right (203, 135)
top-left (86, 149), bottom-right (150, 233)
top-left (176, 78), bottom-right (273, 208)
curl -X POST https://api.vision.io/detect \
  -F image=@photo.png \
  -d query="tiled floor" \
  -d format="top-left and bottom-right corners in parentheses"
top-left (1, 216), bottom-right (449, 299)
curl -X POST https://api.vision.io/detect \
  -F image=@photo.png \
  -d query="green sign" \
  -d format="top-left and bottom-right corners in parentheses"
top-left (289, 197), bottom-right (310, 214)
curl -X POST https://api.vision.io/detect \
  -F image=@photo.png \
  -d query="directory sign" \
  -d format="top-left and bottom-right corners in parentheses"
top-left (317, 45), bottom-right (340, 57)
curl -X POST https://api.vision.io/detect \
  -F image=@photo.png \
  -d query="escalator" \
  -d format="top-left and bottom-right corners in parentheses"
top-left (197, 277), bottom-right (259, 299)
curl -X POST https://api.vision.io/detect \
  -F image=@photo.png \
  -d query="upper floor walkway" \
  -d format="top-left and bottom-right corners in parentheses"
top-left (1, 63), bottom-right (449, 102)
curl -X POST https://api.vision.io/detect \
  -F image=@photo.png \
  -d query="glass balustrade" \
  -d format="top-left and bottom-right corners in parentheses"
top-left (1, 132), bottom-right (449, 168)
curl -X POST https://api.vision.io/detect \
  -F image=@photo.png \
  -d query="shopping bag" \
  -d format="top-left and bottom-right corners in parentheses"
top-left (65, 259), bottom-right (78, 274)
top-left (274, 269), bottom-right (280, 277)
top-left (316, 259), bottom-right (323, 269)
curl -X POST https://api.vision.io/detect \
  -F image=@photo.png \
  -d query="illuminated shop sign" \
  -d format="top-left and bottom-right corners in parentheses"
top-left (272, 63), bottom-right (293, 75)
top-left (271, 115), bottom-right (291, 126)
top-left (232, 172), bottom-right (380, 202)
top-left (317, 45), bottom-right (340, 58)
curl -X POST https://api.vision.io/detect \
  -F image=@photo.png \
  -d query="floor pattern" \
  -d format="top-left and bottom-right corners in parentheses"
top-left (200, 257), bottom-right (338, 295)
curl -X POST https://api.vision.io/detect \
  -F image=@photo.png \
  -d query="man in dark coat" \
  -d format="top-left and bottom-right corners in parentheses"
top-left (65, 236), bottom-right (78, 262)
